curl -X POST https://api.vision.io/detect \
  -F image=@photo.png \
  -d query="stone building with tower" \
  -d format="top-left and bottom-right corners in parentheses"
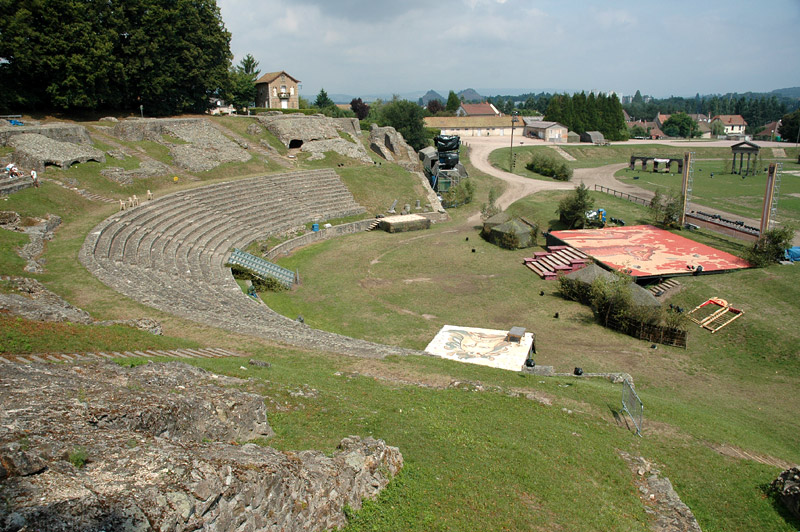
top-left (255, 71), bottom-right (301, 109)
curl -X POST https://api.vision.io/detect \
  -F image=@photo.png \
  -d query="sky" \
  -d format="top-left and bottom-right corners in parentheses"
top-left (217, 0), bottom-right (800, 101)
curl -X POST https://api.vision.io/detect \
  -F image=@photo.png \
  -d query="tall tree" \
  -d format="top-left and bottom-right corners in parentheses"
top-left (226, 54), bottom-right (260, 109)
top-left (778, 110), bottom-right (800, 144)
top-left (379, 99), bottom-right (428, 151)
top-left (445, 91), bottom-right (461, 113)
top-left (0, 0), bottom-right (232, 115)
top-left (350, 97), bottom-right (370, 120)
top-left (314, 88), bottom-right (334, 108)
top-left (426, 99), bottom-right (444, 115)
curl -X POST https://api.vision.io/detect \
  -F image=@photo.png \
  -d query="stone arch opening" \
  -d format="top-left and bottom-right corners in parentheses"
top-left (288, 139), bottom-right (303, 149)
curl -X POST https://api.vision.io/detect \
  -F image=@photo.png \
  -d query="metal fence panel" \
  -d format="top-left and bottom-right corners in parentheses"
top-left (622, 378), bottom-right (643, 437)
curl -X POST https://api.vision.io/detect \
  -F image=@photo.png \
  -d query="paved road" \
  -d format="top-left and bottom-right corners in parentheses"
top-left (463, 136), bottom-right (798, 244)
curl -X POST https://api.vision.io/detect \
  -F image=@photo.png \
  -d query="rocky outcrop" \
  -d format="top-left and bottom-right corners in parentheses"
top-left (0, 362), bottom-right (402, 532)
top-left (110, 118), bottom-right (250, 172)
top-left (0, 213), bottom-right (61, 273)
top-left (771, 467), bottom-right (800, 520)
top-left (369, 124), bottom-right (421, 172)
top-left (618, 451), bottom-right (702, 532)
top-left (256, 114), bottom-right (339, 146)
top-left (112, 118), bottom-right (199, 142)
top-left (0, 276), bottom-right (93, 324)
top-left (7, 133), bottom-right (105, 172)
top-left (101, 160), bottom-right (170, 185)
top-left (303, 138), bottom-right (372, 163)
top-left (0, 123), bottom-right (92, 147)
top-left (0, 276), bottom-right (165, 335)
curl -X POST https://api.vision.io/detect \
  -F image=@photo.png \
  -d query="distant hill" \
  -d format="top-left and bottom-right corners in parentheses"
top-left (458, 88), bottom-right (483, 102)
top-left (771, 87), bottom-right (800, 99)
top-left (420, 90), bottom-right (444, 106)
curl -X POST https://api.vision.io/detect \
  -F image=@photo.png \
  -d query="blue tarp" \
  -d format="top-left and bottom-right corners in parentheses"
top-left (8, 119), bottom-right (23, 126)
top-left (785, 247), bottom-right (800, 262)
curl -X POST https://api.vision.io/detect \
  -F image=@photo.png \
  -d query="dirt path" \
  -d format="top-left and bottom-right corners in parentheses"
top-left (464, 136), bottom-right (799, 244)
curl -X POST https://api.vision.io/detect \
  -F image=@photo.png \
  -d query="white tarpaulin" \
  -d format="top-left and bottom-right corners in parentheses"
top-left (424, 325), bottom-right (534, 371)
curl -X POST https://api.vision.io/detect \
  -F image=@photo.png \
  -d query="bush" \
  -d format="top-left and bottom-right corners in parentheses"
top-left (745, 226), bottom-right (795, 267)
top-left (441, 179), bottom-right (475, 207)
top-left (556, 183), bottom-right (593, 228)
top-left (649, 188), bottom-right (682, 228)
top-left (226, 264), bottom-right (287, 292)
top-left (68, 446), bottom-right (88, 468)
top-left (526, 154), bottom-right (573, 181)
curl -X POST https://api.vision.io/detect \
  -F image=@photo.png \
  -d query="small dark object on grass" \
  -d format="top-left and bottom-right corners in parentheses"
top-left (296, 315), bottom-right (304, 323)
top-left (539, 290), bottom-right (545, 296)
top-left (554, 312), bottom-right (559, 319)
top-left (465, 237), bottom-right (469, 241)
top-left (651, 344), bottom-right (657, 349)
top-left (249, 359), bottom-right (271, 368)
top-left (525, 358), bottom-right (535, 367)
top-left (573, 367), bottom-right (583, 376)
top-left (472, 248), bottom-right (476, 253)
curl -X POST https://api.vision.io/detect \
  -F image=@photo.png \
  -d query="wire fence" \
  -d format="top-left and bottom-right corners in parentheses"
top-left (622, 378), bottom-right (643, 437)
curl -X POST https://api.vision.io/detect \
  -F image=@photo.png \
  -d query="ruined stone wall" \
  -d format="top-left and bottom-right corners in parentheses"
top-left (0, 123), bottom-right (92, 146)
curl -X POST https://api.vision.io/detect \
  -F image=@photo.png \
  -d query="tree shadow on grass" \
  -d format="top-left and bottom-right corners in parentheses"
top-left (758, 481), bottom-right (800, 530)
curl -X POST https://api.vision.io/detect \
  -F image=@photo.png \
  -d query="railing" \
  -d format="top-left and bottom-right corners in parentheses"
top-left (594, 185), bottom-right (650, 206)
top-left (622, 378), bottom-right (643, 437)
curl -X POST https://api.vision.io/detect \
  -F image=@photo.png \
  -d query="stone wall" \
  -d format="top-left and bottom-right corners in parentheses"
top-left (112, 118), bottom-right (201, 142)
top-left (264, 219), bottom-right (377, 260)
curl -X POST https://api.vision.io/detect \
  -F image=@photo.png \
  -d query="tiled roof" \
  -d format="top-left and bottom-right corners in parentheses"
top-left (424, 116), bottom-right (517, 128)
top-left (711, 114), bottom-right (747, 126)
top-left (255, 71), bottom-right (301, 84)
top-left (458, 102), bottom-right (499, 116)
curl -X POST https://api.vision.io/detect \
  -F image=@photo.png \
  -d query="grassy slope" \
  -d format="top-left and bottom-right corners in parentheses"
top-left (2, 120), bottom-right (798, 531)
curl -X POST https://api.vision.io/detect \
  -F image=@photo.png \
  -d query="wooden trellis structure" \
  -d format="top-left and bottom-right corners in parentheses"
top-left (687, 297), bottom-right (744, 333)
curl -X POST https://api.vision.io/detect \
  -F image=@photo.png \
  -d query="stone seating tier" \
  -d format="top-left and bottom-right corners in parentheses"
top-left (80, 170), bottom-right (407, 359)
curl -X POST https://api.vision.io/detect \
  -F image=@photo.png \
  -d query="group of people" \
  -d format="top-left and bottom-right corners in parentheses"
top-left (2, 163), bottom-right (38, 187)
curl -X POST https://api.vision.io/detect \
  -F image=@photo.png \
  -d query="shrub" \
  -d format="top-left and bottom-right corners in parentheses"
top-left (526, 154), bottom-right (573, 181)
top-left (649, 188), bottom-right (682, 228)
top-left (226, 264), bottom-right (288, 292)
top-left (745, 226), bottom-right (795, 267)
top-left (556, 183), bottom-right (593, 228)
top-left (68, 446), bottom-right (88, 468)
top-left (441, 179), bottom-right (475, 207)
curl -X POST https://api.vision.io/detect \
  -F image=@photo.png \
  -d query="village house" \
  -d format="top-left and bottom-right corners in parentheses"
top-left (424, 115), bottom-right (520, 137)
top-left (711, 114), bottom-right (748, 137)
top-left (455, 102), bottom-right (501, 117)
top-left (522, 119), bottom-right (568, 143)
top-left (255, 71), bottom-right (301, 109)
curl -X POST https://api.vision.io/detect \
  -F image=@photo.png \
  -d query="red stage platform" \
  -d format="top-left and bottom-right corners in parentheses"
top-left (549, 225), bottom-right (750, 279)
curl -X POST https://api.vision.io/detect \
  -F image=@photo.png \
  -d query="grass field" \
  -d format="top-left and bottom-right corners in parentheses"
top-left (2, 120), bottom-right (799, 531)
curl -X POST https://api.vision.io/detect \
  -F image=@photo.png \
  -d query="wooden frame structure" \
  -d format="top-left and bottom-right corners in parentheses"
top-left (687, 297), bottom-right (744, 333)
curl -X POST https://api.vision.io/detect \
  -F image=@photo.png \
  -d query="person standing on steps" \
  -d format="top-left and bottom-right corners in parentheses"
top-left (30, 169), bottom-right (39, 188)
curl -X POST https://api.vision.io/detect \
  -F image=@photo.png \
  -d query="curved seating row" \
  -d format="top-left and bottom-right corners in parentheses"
top-left (80, 169), bottom-right (418, 358)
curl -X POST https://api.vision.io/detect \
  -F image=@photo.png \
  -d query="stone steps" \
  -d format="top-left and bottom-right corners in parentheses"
top-left (80, 170), bottom-right (420, 359)
top-left (0, 347), bottom-right (248, 364)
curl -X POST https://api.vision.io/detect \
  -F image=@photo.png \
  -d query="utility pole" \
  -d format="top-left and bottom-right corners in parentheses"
top-left (510, 111), bottom-right (519, 171)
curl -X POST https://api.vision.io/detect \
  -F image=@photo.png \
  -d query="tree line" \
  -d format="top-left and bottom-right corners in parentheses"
top-left (624, 90), bottom-right (796, 132)
top-left (0, 0), bottom-right (232, 115)
top-left (544, 92), bottom-right (629, 140)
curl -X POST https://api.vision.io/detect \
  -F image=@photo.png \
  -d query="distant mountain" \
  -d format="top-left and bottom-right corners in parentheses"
top-left (420, 90), bottom-right (444, 106)
top-left (771, 87), bottom-right (800, 99)
top-left (458, 88), bottom-right (483, 102)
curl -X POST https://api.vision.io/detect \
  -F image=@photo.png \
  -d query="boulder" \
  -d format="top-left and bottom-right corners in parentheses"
top-left (771, 467), bottom-right (800, 520)
top-left (369, 124), bottom-right (421, 172)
